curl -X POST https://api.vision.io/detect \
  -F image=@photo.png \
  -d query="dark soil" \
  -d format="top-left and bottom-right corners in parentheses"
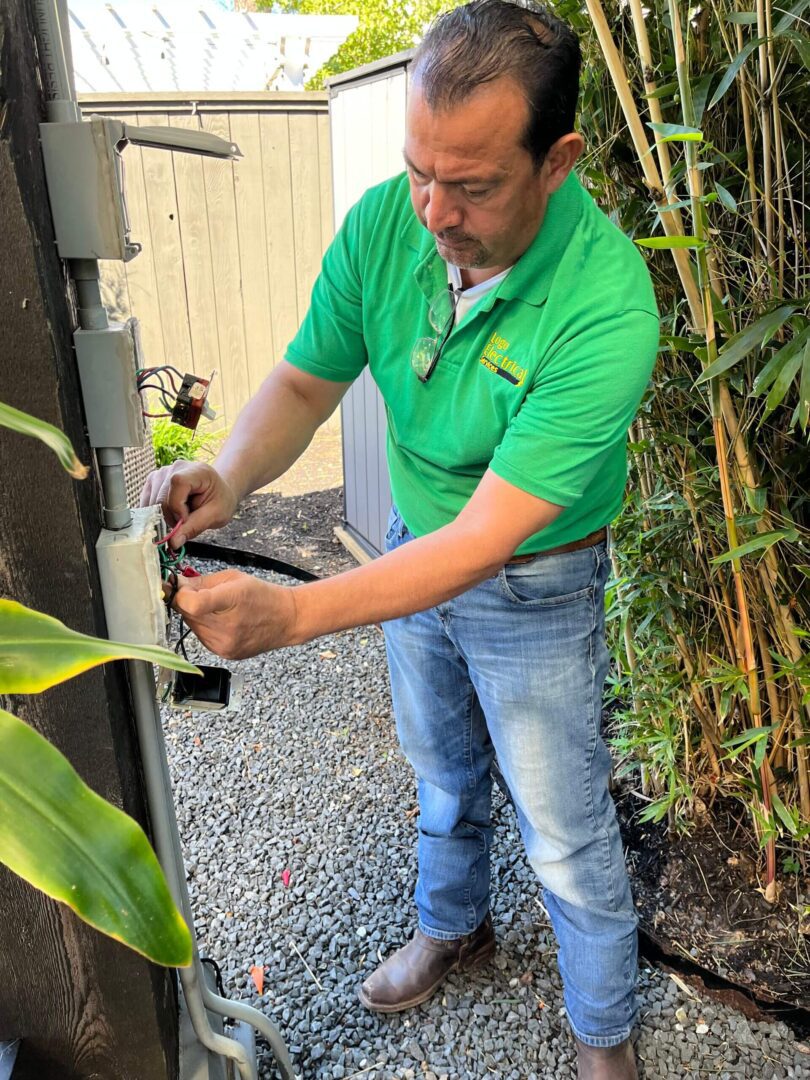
top-left (196, 487), bottom-right (810, 1028)
top-left (618, 788), bottom-right (810, 1018)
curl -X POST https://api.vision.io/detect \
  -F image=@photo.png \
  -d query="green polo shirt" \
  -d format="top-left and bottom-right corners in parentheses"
top-left (286, 171), bottom-right (659, 554)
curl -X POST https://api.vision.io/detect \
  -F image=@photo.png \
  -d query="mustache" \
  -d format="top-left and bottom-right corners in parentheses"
top-left (436, 230), bottom-right (477, 244)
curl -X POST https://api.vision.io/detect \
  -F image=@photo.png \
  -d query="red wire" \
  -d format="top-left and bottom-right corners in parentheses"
top-left (154, 519), bottom-right (185, 547)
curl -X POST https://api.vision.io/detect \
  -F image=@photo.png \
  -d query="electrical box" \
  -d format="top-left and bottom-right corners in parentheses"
top-left (39, 114), bottom-right (241, 263)
top-left (40, 116), bottom-right (140, 262)
top-left (75, 318), bottom-right (146, 448)
top-left (96, 507), bottom-right (168, 648)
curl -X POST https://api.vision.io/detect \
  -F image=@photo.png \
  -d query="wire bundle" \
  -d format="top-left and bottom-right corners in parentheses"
top-left (136, 365), bottom-right (183, 418)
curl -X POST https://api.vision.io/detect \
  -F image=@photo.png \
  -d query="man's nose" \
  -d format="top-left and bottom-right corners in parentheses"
top-left (423, 183), bottom-right (462, 233)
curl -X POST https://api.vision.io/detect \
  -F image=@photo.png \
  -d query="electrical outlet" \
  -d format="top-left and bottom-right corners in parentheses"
top-left (96, 507), bottom-right (169, 647)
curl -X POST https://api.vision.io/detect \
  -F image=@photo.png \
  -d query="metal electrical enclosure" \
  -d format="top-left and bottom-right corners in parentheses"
top-left (74, 319), bottom-right (146, 448)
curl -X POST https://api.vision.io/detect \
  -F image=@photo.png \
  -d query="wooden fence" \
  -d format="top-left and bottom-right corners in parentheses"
top-left (80, 92), bottom-right (336, 434)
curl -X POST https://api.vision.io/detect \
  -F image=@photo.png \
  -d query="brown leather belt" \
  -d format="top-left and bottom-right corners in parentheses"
top-left (507, 526), bottom-right (608, 564)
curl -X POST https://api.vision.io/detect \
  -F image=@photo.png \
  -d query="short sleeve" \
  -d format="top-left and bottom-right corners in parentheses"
top-left (490, 308), bottom-right (660, 506)
top-left (284, 202), bottom-right (368, 382)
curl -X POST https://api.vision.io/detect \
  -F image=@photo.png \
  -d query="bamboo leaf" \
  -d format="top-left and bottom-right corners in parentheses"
top-left (708, 39), bottom-right (763, 109)
top-left (773, 0), bottom-right (810, 34)
top-left (771, 792), bottom-right (798, 835)
top-left (752, 325), bottom-right (810, 394)
top-left (782, 29), bottom-right (810, 69)
top-left (0, 401), bottom-right (89, 480)
top-left (761, 349), bottom-right (805, 424)
top-left (635, 235), bottom-right (708, 249)
top-left (715, 182), bottom-right (737, 212)
top-left (710, 529), bottom-right (799, 566)
top-left (642, 80), bottom-right (679, 99)
top-left (691, 73), bottom-right (715, 126)
top-left (647, 121), bottom-right (704, 143)
top-left (726, 11), bottom-right (759, 22)
top-left (696, 304), bottom-right (796, 383)
top-left (798, 333), bottom-right (810, 430)
top-left (721, 724), bottom-right (778, 750)
top-left (0, 601), bottom-right (200, 694)
top-left (0, 708), bottom-right (192, 967)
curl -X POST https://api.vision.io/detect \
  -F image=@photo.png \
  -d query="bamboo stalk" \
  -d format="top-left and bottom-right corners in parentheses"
top-left (667, 0), bottom-right (776, 898)
top-left (583, 0), bottom-right (704, 329)
top-left (756, 0), bottom-right (776, 277)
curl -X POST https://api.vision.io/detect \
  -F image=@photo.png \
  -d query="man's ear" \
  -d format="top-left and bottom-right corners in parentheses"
top-left (543, 132), bottom-right (585, 194)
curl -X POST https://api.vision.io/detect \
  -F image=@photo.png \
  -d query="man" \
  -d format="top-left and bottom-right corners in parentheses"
top-left (142, 3), bottom-right (658, 1076)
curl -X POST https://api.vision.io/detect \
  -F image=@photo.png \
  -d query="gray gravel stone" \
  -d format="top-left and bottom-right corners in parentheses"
top-left (164, 563), bottom-right (810, 1080)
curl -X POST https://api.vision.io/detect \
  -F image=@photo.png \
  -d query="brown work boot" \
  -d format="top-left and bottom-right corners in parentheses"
top-left (358, 914), bottom-right (495, 1013)
top-left (575, 1037), bottom-right (638, 1080)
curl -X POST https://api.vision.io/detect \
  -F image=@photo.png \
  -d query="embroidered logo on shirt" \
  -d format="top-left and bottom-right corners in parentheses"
top-left (479, 332), bottom-right (527, 387)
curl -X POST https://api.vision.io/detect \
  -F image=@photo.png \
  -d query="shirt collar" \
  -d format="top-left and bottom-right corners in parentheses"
top-left (402, 171), bottom-right (585, 311)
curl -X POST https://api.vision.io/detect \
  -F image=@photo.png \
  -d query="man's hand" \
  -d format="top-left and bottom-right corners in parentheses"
top-left (172, 570), bottom-right (299, 659)
top-left (140, 462), bottom-right (239, 547)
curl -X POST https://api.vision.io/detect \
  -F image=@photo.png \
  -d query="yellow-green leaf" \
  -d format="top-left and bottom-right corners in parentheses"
top-left (0, 600), bottom-right (200, 694)
top-left (0, 401), bottom-right (88, 480)
top-left (0, 707), bottom-right (191, 966)
top-left (710, 528), bottom-right (799, 566)
top-left (635, 235), bottom-right (708, 250)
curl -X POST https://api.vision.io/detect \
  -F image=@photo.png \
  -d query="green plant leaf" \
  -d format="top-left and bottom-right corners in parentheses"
top-left (773, 0), bottom-right (810, 35)
top-left (782, 29), bottom-right (810, 69)
top-left (752, 325), bottom-right (810, 394)
top-left (647, 121), bottom-right (703, 143)
top-left (726, 11), bottom-right (759, 23)
top-left (0, 707), bottom-right (191, 966)
top-left (710, 529), bottom-right (799, 566)
top-left (715, 182), bottom-right (737, 212)
top-left (0, 401), bottom-right (89, 480)
top-left (0, 601), bottom-right (200, 694)
top-left (708, 39), bottom-right (763, 109)
top-left (761, 345), bottom-right (805, 424)
top-left (642, 80), bottom-right (679, 99)
top-left (696, 304), bottom-right (796, 383)
top-left (771, 792), bottom-right (798, 835)
top-left (798, 332), bottom-right (810, 430)
top-left (635, 235), bottom-right (708, 249)
top-left (691, 73), bottom-right (715, 126)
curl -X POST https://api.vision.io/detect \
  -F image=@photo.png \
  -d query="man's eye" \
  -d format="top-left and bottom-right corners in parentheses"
top-left (410, 167), bottom-right (429, 183)
top-left (463, 187), bottom-right (491, 199)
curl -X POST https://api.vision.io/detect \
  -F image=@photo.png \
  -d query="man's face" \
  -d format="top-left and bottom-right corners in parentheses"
top-left (404, 77), bottom-right (558, 278)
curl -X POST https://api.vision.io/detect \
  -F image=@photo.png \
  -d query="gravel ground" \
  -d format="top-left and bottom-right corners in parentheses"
top-left (164, 563), bottom-right (810, 1080)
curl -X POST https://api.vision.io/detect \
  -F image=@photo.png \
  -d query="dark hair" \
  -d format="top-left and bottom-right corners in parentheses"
top-left (411, 0), bottom-right (581, 168)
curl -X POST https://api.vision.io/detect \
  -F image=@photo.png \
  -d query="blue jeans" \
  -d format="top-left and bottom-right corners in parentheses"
top-left (382, 506), bottom-right (637, 1048)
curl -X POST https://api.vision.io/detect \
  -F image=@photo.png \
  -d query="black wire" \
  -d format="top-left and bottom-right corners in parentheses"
top-left (175, 618), bottom-right (192, 661)
top-left (185, 541), bottom-right (320, 583)
top-left (200, 956), bottom-right (226, 998)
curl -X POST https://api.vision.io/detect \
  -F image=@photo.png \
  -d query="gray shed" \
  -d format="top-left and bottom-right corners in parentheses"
top-left (328, 52), bottom-right (412, 558)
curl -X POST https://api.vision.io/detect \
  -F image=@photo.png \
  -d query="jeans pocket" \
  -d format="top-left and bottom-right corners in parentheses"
top-left (384, 505), bottom-right (402, 552)
top-left (499, 545), bottom-right (600, 606)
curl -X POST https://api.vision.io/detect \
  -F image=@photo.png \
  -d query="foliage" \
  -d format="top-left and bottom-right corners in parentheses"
top-left (569, 0), bottom-right (809, 886)
top-left (151, 417), bottom-right (224, 470)
top-left (263, 0), bottom-right (462, 87)
top-left (0, 405), bottom-right (197, 966)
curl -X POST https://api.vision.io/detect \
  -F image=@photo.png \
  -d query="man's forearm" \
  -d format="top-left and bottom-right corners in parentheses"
top-left (288, 519), bottom-right (500, 644)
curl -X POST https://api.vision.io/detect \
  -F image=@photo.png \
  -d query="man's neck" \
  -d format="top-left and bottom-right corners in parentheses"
top-left (459, 264), bottom-right (511, 289)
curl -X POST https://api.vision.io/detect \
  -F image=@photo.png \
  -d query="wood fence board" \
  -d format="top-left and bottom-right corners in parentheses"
top-left (259, 111), bottom-right (299, 369)
top-left (137, 112), bottom-right (193, 374)
top-left (229, 110), bottom-right (274, 400)
top-left (116, 140), bottom-right (166, 370)
top-left (167, 113), bottom-right (221, 391)
top-left (201, 111), bottom-right (249, 431)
